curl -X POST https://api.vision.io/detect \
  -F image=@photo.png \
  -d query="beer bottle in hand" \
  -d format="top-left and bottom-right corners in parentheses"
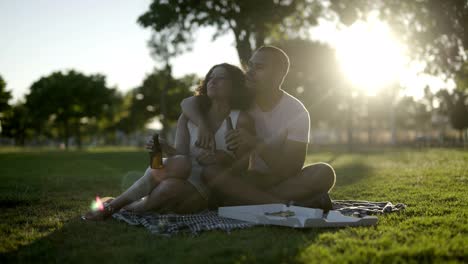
top-left (225, 116), bottom-right (236, 151)
top-left (150, 134), bottom-right (164, 169)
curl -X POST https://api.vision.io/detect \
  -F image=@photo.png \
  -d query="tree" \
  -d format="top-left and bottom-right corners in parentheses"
top-left (138, 0), bottom-right (323, 66)
top-left (0, 75), bottom-right (12, 134)
top-left (1, 103), bottom-right (34, 146)
top-left (450, 61), bottom-right (468, 142)
top-left (25, 70), bottom-right (120, 149)
top-left (396, 96), bottom-right (432, 135)
top-left (0, 75), bottom-right (11, 114)
top-left (438, 89), bottom-right (468, 142)
top-left (276, 39), bottom-right (346, 128)
top-left (438, 61), bottom-right (468, 142)
top-left (118, 69), bottom-right (196, 138)
top-left (329, 0), bottom-right (468, 76)
top-left (80, 90), bottom-right (124, 145)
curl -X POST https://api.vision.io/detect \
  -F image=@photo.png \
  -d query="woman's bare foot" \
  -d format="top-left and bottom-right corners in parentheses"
top-left (101, 197), bottom-right (115, 204)
top-left (82, 197), bottom-right (116, 221)
top-left (82, 209), bottom-right (111, 221)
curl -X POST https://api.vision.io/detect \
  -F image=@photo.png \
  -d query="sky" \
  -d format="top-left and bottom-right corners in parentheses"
top-left (0, 0), bottom-right (239, 103)
top-left (0, 1), bottom-right (452, 104)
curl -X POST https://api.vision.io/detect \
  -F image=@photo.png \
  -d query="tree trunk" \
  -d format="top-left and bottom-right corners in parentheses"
top-left (367, 98), bottom-right (373, 145)
top-left (160, 89), bottom-right (169, 139)
top-left (347, 99), bottom-right (353, 151)
top-left (390, 104), bottom-right (397, 145)
top-left (64, 120), bottom-right (69, 150)
top-left (233, 28), bottom-right (253, 68)
top-left (76, 121), bottom-right (82, 149)
top-left (15, 134), bottom-right (25, 146)
top-left (254, 26), bottom-right (265, 50)
top-left (160, 64), bottom-right (170, 139)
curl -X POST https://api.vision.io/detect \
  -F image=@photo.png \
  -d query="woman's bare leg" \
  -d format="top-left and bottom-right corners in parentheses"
top-left (109, 155), bottom-right (191, 211)
top-left (125, 178), bottom-right (207, 214)
top-left (83, 155), bottom-right (191, 220)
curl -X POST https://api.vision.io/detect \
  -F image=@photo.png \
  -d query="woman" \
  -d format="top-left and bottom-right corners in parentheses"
top-left (83, 63), bottom-right (254, 220)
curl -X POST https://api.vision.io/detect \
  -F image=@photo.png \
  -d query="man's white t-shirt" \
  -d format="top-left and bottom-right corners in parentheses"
top-left (248, 91), bottom-right (310, 173)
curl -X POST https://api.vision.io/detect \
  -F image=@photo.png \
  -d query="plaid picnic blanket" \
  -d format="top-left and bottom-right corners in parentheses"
top-left (112, 200), bottom-right (406, 236)
top-left (112, 210), bottom-right (254, 236)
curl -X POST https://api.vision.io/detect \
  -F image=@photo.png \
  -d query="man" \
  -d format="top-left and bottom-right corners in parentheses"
top-left (181, 46), bottom-right (335, 210)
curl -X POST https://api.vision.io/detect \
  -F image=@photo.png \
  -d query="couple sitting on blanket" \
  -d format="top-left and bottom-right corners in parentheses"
top-left (84, 46), bottom-right (336, 221)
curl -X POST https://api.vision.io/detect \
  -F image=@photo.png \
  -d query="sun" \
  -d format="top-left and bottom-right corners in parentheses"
top-left (335, 19), bottom-right (407, 96)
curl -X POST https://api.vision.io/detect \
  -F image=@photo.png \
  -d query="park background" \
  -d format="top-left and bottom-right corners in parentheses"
top-left (0, 0), bottom-right (467, 263)
top-left (1, 0), bottom-right (467, 149)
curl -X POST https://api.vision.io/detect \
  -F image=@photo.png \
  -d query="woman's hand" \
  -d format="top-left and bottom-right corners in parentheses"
top-left (196, 150), bottom-right (233, 166)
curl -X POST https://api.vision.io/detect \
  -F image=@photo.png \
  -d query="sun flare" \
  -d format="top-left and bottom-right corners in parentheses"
top-left (335, 20), bottom-right (408, 96)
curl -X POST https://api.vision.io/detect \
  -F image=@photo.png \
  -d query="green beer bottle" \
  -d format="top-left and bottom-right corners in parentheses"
top-left (226, 116), bottom-right (236, 151)
top-left (150, 134), bottom-right (164, 169)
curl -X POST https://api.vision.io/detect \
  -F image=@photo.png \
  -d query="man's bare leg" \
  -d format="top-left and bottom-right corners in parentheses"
top-left (268, 162), bottom-right (335, 201)
top-left (202, 163), bottom-right (335, 209)
top-left (202, 166), bottom-right (286, 206)
top-left (264, 162), bottom-right (335, 210)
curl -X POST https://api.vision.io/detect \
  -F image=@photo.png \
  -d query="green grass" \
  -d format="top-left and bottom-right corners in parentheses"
top-left (0, 148), bottom-right (467, 263)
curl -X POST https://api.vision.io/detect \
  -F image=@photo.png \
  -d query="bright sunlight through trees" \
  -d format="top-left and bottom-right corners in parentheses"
top-left (335, 17), bottom-right (407, 96)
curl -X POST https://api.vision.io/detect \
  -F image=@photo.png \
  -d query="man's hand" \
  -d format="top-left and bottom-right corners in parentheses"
top-left (195, 122), bottom-right (216, 151)
top-left (180, 96), bottom-right (215, 150)
top-left (225, 128), bottom-right (257, 151)
top-left (196, 150), bottom-right (233, 166)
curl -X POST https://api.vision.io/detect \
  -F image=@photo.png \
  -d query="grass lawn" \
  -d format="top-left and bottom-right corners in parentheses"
top-left (0, 148), bottom-right (467, 263)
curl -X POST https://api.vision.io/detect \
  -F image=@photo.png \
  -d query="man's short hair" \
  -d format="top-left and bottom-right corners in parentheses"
top-left (257, 45), bottom-right (290, 77)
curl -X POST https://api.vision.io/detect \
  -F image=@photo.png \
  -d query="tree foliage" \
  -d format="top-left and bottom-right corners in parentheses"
top-left (138, 0), bottom-right (323, 65)
top-left (25, 70), bottom-right (120, 148)
top-left (437, 62), bottom-right (468, 139)
top-left (396, 97), bottom-right (432, 131)
top-left (117, 68), bottom-right (196, 137)
top-left (0, 75), bottom-right (12, 114)
top-left (1, 103), bottom-right (34, 146)
top-left (438, 89), bottom-right (468, 139)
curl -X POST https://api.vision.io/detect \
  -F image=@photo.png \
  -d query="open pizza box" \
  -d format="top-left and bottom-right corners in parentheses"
top-left (218, 204), bottom-right (378, 228)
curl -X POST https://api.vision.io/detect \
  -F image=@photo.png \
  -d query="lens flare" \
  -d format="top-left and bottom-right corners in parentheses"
top-left (90, 196), bottom-right (104, 211)
top-left (335, 18), bottom-right (408, 95)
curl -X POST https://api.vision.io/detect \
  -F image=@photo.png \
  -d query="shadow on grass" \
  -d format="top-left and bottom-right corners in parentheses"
top-left (333, 161), bottom-right (374, 188)
top-left (307, 151), bottom-right (374, 188)
top-left (1, 214), bottom-right (344, 263)
top-left (325, 154), bottom-right (340, 164)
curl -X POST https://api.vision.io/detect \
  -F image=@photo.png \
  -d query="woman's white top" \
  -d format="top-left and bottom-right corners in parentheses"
top-left (186, 110), bottom-right (240, 199)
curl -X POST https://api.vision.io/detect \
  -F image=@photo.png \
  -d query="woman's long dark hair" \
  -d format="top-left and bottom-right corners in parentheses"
top-left (195, 63), bottom-right (252, 113)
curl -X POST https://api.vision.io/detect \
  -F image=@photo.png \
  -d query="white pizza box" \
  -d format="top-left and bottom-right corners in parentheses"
top-left (218, 204), bottom-right (378, 228)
